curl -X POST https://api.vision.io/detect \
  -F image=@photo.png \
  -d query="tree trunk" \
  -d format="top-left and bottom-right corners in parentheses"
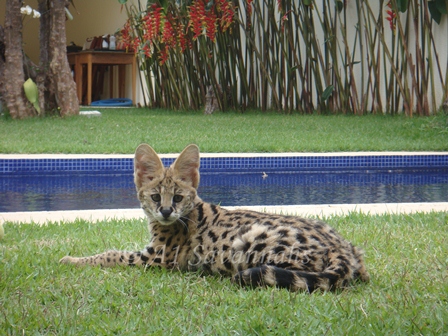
top-left (37, 0), bottom-right (55, 114)
top-left (47, 0), bottom-right (79, 116)
top-left (1, 0), bottom-right (79, 118)
top-left (2, 0), bottom-right (36, 119)
top-left (0, 25), bottom-right (5, 106)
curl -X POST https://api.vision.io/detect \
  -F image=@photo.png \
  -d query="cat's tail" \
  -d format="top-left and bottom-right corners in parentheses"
top-left (233, 261), bottom-right (370, 292)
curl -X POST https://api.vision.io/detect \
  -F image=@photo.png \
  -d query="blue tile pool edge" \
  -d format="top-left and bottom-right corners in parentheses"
top-left (1, 152), bottom-right (448, 175)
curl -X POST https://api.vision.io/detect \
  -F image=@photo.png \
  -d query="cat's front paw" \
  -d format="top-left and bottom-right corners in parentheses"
top-left (59, 256), bottom-right (79, 264)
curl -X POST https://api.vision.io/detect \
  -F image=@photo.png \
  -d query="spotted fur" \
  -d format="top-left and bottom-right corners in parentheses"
top-left (60, 144), bottom-right (369, 292)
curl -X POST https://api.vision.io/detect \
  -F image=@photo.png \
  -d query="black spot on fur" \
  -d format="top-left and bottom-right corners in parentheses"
top-left (128, 255), bottom-right (135, 264)
top-left (197, 203), bottom-right (204, 222)
top-left (208, 230), bottom-right (219, 243)
top-left (277, 229), bottom-right (289, 237)
top-left (243, 242), bottom-right (251, 253)
top-left (166, 236), bottom-right (173, 247)
top-left (322, 272), bottom-right (339, 289)
top-left (273, 261), bottom-right (293, 269)
top-left (296, 233), bottom-right (307, 244)
top-left (234, 267), bottom-right (267, 287)
top-left (202, 263), bottom-right (212, 273)
top-left (253, 243), bottom-right (267, 252)
top-left (273, 267), bottom-right (296, 289)
top-left (296, 271), bottom-right (318, 293)
top-left (273, 246), bottom-right (285, 254)
top-left (278, 240), bottom-right (291, 247)
top-left (255, 232), bottom-right (268, 240)
top-left (197, 218), bottom-right (208, 229)
top-left (210, 204), bottom-right (219, 214)
top-left (310, 235), bottom-right (321, 242)
top-left (212, 214), bottom-right (220, 225)
top-left (238, 225), bottom-right (252, 236)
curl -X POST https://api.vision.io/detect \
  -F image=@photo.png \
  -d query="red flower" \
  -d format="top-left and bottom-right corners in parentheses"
top-left (386, 1), bottom-right (397, 32)
top-left (280, 10), bottom-right (292, 33)
top-left (189, 0), bottom-right (206, 40)
top-left (143, 4), bottom-right (162, 42)
top-left (204, 9), bottom-right (217, 41)
top-left (246, 0), bottom-right (253, 29)
top-left (121, 19), bottom-right (134, 51)
top-left (159, 47), bottom-right (169, 65)
top-left (162, 15), bottom-right (176, 48)
top-left (177, 23), bottom-right (188, 53)
top-left (216, 0), bottom-right (235, 32)
top-left (142, 43), bottom-right (152, 58)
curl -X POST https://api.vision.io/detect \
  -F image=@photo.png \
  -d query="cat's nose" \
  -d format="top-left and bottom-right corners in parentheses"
top-left (160, 208), bottom-right (173, 219)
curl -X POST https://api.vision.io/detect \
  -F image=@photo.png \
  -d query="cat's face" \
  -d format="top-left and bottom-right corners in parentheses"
top-left (134, 144), bottom-right (200, 225)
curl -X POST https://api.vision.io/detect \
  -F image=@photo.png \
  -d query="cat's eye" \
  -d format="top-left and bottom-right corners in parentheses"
top-left (173, 195), bottom-right (183, 203)
top-left (151, 194), bottom-right (161, 202)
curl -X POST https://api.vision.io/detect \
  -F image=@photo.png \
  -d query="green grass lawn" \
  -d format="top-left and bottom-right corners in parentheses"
top-left (1, 212), bottom-right (447, 334)
top-left (1, 109), bottom-right (447, 333)
top-left (1, 108), bottom-right (447, 153)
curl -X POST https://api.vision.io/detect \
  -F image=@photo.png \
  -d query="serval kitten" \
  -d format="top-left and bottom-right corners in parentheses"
top-left (60, 144), bottom-right (370, 292)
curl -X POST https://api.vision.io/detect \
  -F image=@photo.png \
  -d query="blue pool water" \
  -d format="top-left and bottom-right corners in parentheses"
top-left (1, 170), bottom-right (448, 212)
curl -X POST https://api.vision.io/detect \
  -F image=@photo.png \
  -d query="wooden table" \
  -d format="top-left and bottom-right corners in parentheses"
top-left (67, 51), bottom-right (136, 105)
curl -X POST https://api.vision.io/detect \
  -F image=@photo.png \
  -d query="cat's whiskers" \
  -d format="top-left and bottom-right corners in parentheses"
top-left (178, 216), bottom-right (196, 233)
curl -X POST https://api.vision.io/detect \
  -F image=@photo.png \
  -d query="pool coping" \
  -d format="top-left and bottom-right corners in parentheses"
top-left (2, 151), bottom-right (448, 159)
top-left (1, 202), bottom-right (448, 225)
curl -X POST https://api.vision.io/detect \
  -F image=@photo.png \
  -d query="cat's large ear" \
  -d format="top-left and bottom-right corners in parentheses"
top-left (172, 144), bottom-right (200, 188)
top-left (134, 144), bottom-right (165, 189)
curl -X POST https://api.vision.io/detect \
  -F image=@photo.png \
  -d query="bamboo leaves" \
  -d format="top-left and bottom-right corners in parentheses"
top-left (428, 0), bottom-right (448, 23)
top-left (322, 85), bottom-right (334, 101)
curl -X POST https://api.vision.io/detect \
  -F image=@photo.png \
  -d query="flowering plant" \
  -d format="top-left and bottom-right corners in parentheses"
top-left (121, 0), bottom-right (235, 65)
top-left (20, 5), bottom-right (40, 19)
top-left (117, 0), bottom-right (447, 115)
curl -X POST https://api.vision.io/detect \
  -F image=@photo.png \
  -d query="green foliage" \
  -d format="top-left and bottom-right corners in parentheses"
top-left (428, 0), bottom-right (448, 23)
top-left (321, 85), bottom-right (334, 101)
top-left (396, 0), bottom-right (409, 12)
top-left (1, 212), bottom-right (447, 333)
top-left (23, 78), bottom-right (41, 115)
top-left (0, 108), bottom-right (447, 153)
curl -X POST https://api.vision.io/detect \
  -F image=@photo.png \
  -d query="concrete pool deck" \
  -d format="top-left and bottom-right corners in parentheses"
top-left (1, 202), bottom-right (447, 225)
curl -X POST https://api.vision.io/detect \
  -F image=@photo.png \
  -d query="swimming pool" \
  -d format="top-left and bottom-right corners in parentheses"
top-left (1, 153), bottom-right (447, 212)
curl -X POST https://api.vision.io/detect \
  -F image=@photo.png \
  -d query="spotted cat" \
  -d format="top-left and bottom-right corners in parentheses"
top-left (60, 144), bottom-right (369, 292)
